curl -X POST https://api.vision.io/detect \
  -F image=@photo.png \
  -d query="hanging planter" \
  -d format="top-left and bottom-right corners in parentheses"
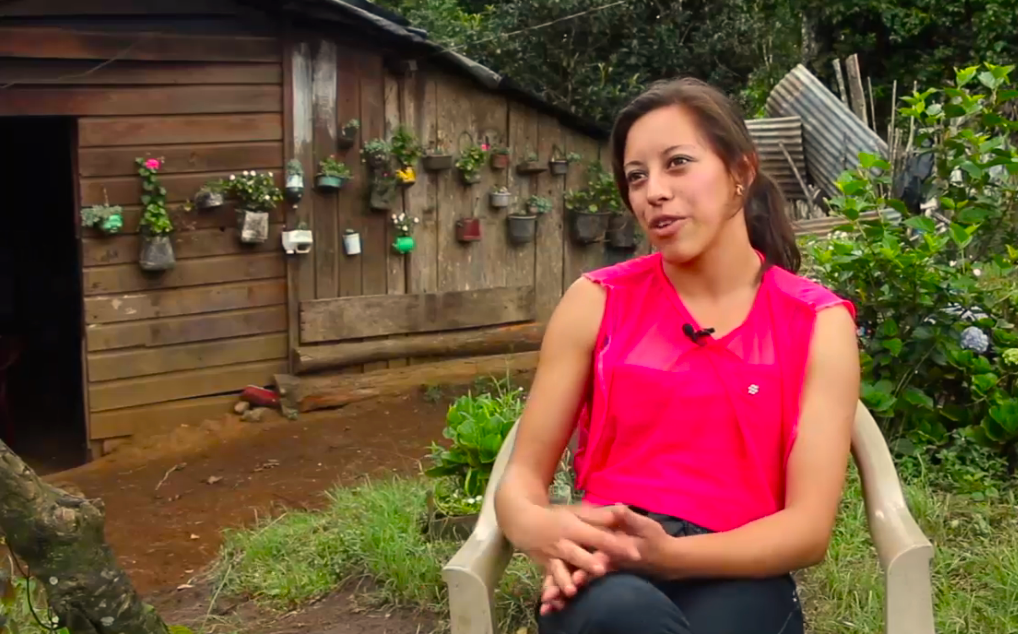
top-left (139, 233), bottom-right (176, 272)
top-left (393, 235), bottom-right (416, 254)
top-left (237, 209), bottom-right (270, 244)
top-left (343, 228), bottom-right (362, 256)
top-left (81, 195), bottom-right (124, 236)
top-left (459, 169), bottom-right (482, 185)
top-left (361, 138), bottom-right (392, 171)
top-left (423, 153), bottom-right (454, 172)
top-left (489, 145), bottom-right (510, 170)
top-left (390, 211), bottom-right (420, 254)
top-left (135, 156), bottom-right (175, 271)
top-left (606, 213), bottom-right (637, 249)
top-left (455, 133), bottom-right (490, 187)
top-left (516, 150), bottom-right (546, 175)
top-left (285, 159), bottom-right (305, 202)
top-left (506, 213), bottom-right (537, 244)
top-left (316, 155), bottom-right (352, 191)
top-left (489, 187), bottom-right (511, 209)
top-left (568, 209), bottom-right (612, 244)
top-left (281, 222), bottom-right (313, 255)
top-left (396, 166), bottom-right (417, 187)
top-left (548, 146), bottom-right (581, 176)
top-left (455, 217), bottom-right (482, 243)
top-left (525, 195), bottom-right (553, 216)
top-left (391, 125), bottom-right (422, 188)
top-left (370, 172), bottom-right (398, 210)
top-left (219, 170), bottom-right (284, 244)
top-left (337, 119), bottom-right (360, 150)
top-left (194, 187), bottom-right (224, 211)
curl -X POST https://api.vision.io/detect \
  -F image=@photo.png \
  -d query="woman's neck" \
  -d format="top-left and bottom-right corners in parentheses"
top-left (661, 229), bottom-right (762, 301)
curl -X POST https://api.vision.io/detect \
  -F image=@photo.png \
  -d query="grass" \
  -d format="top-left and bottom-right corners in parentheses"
top-left (214, 469), bottom-right (1018, 634)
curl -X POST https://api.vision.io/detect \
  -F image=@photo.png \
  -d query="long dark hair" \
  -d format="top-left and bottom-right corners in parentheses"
top-left (609, 77), bottom-right (800, 273)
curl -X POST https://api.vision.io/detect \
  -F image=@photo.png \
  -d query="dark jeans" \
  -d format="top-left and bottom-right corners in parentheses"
top-left (536, 510), bottom-right (804, 634)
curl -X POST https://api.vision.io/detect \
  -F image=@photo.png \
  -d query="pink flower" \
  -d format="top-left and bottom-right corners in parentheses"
top-left (144, 158), bottom-right (162, 170)
top-left (480, 144), bottom-right (489, 151)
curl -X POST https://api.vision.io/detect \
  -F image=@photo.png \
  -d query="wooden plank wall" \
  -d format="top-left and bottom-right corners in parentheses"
top-left (0, 5), bottom-right (287, 450)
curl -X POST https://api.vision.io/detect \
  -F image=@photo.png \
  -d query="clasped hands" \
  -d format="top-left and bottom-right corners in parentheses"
top-left (521, 503), bottom-right (673, 615)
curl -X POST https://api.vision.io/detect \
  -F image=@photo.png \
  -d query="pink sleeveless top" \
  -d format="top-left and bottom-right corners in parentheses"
top-left (574, 252), bottom-right (855, 532)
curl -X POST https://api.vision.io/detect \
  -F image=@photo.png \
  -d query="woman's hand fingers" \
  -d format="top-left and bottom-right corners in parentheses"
top-left (552, 538), bottom-right (611, 577)
top-left (563, 514), bottom-right (642, 563)
top-left (548, 557), bottom-right (577, 597)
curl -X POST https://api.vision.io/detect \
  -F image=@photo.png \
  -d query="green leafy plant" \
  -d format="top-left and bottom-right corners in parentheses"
top-left (286, 158), bottom-right (304, 177)
top-left (361, 138), bottom-right (391, 167)
top-left (80, 203), bottom-right (123, 235)
top-left (220, 170), bottom-right (283, 213)
top-left (317, 155), bottom-right (351, 179)
top-left (489, 142), bottom-right (510, 156)
top-left (455, 141), bottom-right (490, 180)
top-left (425, 136), bottom-right (450, 156)
top-left (390, 125), bottom-right (423, 167)
top-left (389, 210), bottom-right (420, 237)
top-left (525, 195), bottom-right (552, 215)
top-left (564, 162), bottom-right (624, 214)
top-left (136, 157), bottom-right (172, 235)
top-left (341, 118), bottom-right (360, 138)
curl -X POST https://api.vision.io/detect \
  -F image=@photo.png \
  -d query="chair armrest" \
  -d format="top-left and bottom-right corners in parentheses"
top-left (852, 402), bottom-right (935, 634)
top-left (442, 420), bottom-right (520, 634)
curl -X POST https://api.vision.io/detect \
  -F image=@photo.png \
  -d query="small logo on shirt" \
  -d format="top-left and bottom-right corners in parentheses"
top-left (747, 383), bottom-right (760, 395)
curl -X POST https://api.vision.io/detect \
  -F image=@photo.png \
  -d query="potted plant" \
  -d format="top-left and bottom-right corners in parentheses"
top-left (369, 171), bottom-right (398, 210)
top-left (338, 118), bottom-right (360, 149)
top-left (423, 137), bottom-right (453, 172)
top-left (222, 170), bottom-right (283, 244)
top-left (136, 157), bottom-right (175, 271)
top-left (361, 138), bottom-right (392, 171)
top-left (565, 163), bottom-right (618, 244)
top-left (281, 220), bottom-right (313, 255)
top-left (343, 228), bottom-right (362, 256)
top-left (549, 147), bottom-right (582, 176)
top-left (607, 212), bottom-right (638, 249)
top-left (455, 217), bottom-right (482, 243)
top-left (390, 211), bottom-right (420, 254)
top-left (194, 181), bottom-right (225, 210)
top-left (81, 190), bottom-right (123, 236)
top-left (285, 158), bottom-right (305, 202)
top-left (456, 140), bottom-right (489, 185)
top-left (489, 143), bottom-right (510, 170)
top-left (507, 195), bottom-right (550, 245)
top-left (489, 186), bottom-right (511, 209)
top-left (316, 155), bottom-right (351, 191)
top-left (391, 125), bottom-right (422, 187)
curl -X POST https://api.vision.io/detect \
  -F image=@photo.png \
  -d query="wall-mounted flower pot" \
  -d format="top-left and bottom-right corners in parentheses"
top-left (281, 229), bottom-right (313, 255)
top-left (423, 154), bottom-right (453, 172)
top-left (516, 160), bottom-right (546, 176)
top-left (397, 175), bottom-right (416, 188)
top-left (422, 490), bottom-right (477, 542)
top-left (370, 183), bottom-right (396, 210)
top-left (343, 229), bottom-right (362, 255)
top-left (392, 235), bottom-right (415, 254)
top-left (238, 209), bottom-right (270, 244)
top-left (507, 214), bottom-right (538, 244)
top-left (285, 173), bottom-right (304, 202)
top-left (195, 190), bottom-right (224, 210)
top-left (490, 153), bottom-right (510, 170)
top-left (607, 214), bottom-right (637, 249)
top-left (549, 159), bottom-right (569, 176)
top-left (139, 234), bottom-right (176, 272)
top-left (455, 217), bottom-right (482, 243)
top-left (568, 210), bottom-right (611, 245)
top-left (316, 175), bottom-right (346, 191)
top-left (489, 191), bottom-right (511, 209)
top-left (459, 170), bottom-right (481, 186)
top-left (337, 131), bottom-right (357, 150)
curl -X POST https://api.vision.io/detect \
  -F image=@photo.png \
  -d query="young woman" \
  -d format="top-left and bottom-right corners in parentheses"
top-left (492, 78), bottom-right (861, 634)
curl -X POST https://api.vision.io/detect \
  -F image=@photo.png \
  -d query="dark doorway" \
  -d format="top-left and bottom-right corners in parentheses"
top-left (0, 117), bottom-right (88, 474)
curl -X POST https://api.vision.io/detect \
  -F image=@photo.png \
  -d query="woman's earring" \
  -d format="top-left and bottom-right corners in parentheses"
top-left (735, 184), bottom-right (745, 196)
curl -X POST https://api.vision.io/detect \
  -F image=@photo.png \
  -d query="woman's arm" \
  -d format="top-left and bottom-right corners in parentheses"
top-left (647, 305), bottom-right (861, 579)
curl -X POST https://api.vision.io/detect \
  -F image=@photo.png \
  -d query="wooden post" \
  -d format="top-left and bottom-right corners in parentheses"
top-left (845, 54), bottom-right (869, 127)
top-left (832, 58), bottom-right (849, 108)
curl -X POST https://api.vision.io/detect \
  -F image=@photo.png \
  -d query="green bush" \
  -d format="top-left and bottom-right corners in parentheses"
top-left (804, 63), bottom-right (1018, 465)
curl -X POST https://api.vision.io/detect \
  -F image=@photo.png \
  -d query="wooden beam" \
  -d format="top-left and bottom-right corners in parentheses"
top-left (299, 286), bottom-right (536, 343)
top-left (83, 252), bottom-right (284, 296)
top-left (84, 279), bottom-right (286, 325)
top-left (845, 54), bottom-right (869, 127)
top-left (0, 85), bottom-right (283, 117)
top-left (0, 59), bottom-right (281, 86)
top-left (86, 305), bottom-right (287, 352)
top-left (279, 351), bottom-right (539, 412)
top-left (79, 113), bottom-right (282, 147)
top-left (82, 224), bottom-right (283, 267)
top-left (78, 142), bottom-right (283, 177)
top-left (295, 322), bottom-right (546, 373)
top-left (88, 394), bottom-right (238, 441)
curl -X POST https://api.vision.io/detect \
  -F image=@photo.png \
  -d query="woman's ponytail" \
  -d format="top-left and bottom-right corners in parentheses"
top-left (746, 170), bottom-right (800, 273)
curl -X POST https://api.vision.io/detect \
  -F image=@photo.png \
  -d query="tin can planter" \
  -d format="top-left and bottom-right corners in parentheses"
top-left (139, 234), bottom-right (176, 272)
top-left (607, 214), bottom-right (637, 249)
top-left (516, 160), bottom-right (546, 176)
top-left (507, 213), bottom-right (538, 245)
top-left (549, 159), bottom-right (569, 176)
top-left (285, 173), bottom-right (304, 202)
top-left (568, 210), bottom-right (611, 245)
top-left (459, 169), bottom-right (482, 186)
top-left (423, 154), bottom-right (453, 172)
top-left (195, 190), bottom-right (224, 210)
top-left (489, 190), bottom-right (511, 209)
top-left (455, 217), bottom-right (482, 243)
top-left (238, 209), bottom-right (270, 244)
top-left (392, 235), bottom-right (415, 254)
top-left (490, 153), bottom-right (510, 170)
top-left (316, 175), bottom-right (346, 191)
top-left (343, 229), bottom-right (362, 256)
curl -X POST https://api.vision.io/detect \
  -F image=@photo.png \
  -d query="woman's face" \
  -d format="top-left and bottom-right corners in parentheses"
top-left (622, 104), bottom-right (745, 264)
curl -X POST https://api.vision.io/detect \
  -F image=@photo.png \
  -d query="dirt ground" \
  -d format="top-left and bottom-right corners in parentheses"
top-left (42, 380), bottom-right (505, 634)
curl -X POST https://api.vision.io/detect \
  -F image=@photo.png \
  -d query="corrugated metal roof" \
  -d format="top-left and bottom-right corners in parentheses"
top-left (746, 116), bottom-right (807, 200)
top-left (766, 64), bottom-right (888, 198)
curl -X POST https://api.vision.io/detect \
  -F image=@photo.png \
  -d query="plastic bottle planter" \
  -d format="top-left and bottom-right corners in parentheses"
top-left (459, 169), bottom-right (482, 186)
top-left (343, 229), bottom-right (362, 255)
top-left (516, 157), bottom-right (546, 176)
top-left (281, 229), bottom-right (314, 255)
top-left (606, 213), bottom-right (637, 249)
top-left (490, 151), bottom-right (511, 170)
top-left (489, 190), bottom-right (511, 209)
top-left (370, 183), bottom-right (396, 210)
top-left (238, 209), bottom-right (270, 244)
top-left (337, 121), bottom-right (360, 150)
top-left (568, 210), bottom-right (612, 245)
top-left (455, 217), bottom-right (482, 243)
top-left (194, 189), bottom-right (224, 211)
top-left (285, 172), bottom-right (305, 202)
top-left (316, 174), bottom-right (347, 191)
top-left (423, 153), bottom-right (453, 172)
top-left (392, 235), bottom-right (415, 254)
top-left (507, 214), bottom-right (538, 245)
top-left (139, 234), bottom-right (176, 272)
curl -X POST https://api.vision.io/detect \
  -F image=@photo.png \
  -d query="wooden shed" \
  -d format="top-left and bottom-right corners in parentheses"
top-left (0, 0), bottom-right (640, 465)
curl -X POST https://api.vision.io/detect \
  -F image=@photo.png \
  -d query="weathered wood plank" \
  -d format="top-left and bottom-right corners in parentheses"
top-left (474, 86), bottom-right (509, 290)
top-left (299, 286), bottom-right (536, 343)
top-left (78, 142), bottom-right (283, 177)
top-left (0, 59), bottom-right (281, 86)
top-left (281, 351), bottom-right (538, 412)
top-left (505, 100), bottom-right (538, 290)
top-left (290, 40), bottom-right (316, 348)
top-left (81, 170), bottom-right (282, 207)
top-left (89, 359), bottom-right (287, 412)
top-left (89, 333), bottom-right (288, 382)
top-left (84, 278), bottom-right (286, 324)
top-left (435, 74), bottom-right (476, 294)
top-left (81, 202), bottom-right (285, 236)
top-left (312, 38), bottom-right (339, 300)
top-left (562, 131), bottom-right (603, 284)
top-left (86, 305), bottom-right (287, 352)
top-left (383, 72), bottom-right (407, 301)
top-left (0, 85), bottom-right (283, 117)
top-left (406, 72), bottom-right (438, 297)
top-left (0, 27), bottom-right (280, 62)
top-left (335, 46), bottom-right (364, 300)
top-left (535, 114), bottom-right (566, 320)
top-left (82, 224), bottom-right (283, 266)
top-left (83, 252), bottom-right (284, 295)
top-left (89, 394), bottom-right (238, 441)
top-left (79, 113), bottom-right (283, 147)
top-left (295, 322), bottom-right (545, 373)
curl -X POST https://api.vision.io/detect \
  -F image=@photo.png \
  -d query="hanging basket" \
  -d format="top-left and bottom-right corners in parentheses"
top-left (195, 190), bottom-right (224, 210)
top-left (316, 174), bottom-right (347, 191)
top-left (392, 235), bottom-right (415, 254)
top-left (285, 173), bottom-right (304, 202)
top-left (337, 132), bottom-right (357, 150)
top-left (490, 153), bottom-right (510, 170)
top-left (568, 210), bottom-right (611, 244)
top-left (397, 174), bottom-right (417, 188)
top-left (549, 159), bottom-right (569, 176)
top-left (507, 214), bottom-right (538, 245)
top-left (459, 169), bottom-right (482, 186)
top-left (138, 234), bottom-right (176, 272)
top-left (423, 154), bottom-right (453, 171)
top-left (237, 209), bottom-right (270, 244)
top-left (489, 191), bottom-right (511, 209)
top-left (606, 214), bottom-right (637, 249)
top-left (455, 217), bottom-right (482, 243)
top-left (516, 160), bottom-right (546, 176)
top-left (343, 230), bottom-right (362, 255)
top-left (370, 183), bottom-right (397, 210)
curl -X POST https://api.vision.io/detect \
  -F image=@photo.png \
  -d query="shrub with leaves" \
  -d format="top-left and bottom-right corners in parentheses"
top-left (455, 141), bottom-right (490, 180)
top-left (221, 170), bottom-right (283, 213)
top-left (390, 125), bottom-right (423, 167)
top-left (564, 161), bottom-right (624, 214)
top-left (136, 157), bottom-right (172, 236)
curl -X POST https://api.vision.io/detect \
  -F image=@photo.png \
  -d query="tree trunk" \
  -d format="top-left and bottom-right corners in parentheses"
top-left (0, 441), bottom-right (169, 634)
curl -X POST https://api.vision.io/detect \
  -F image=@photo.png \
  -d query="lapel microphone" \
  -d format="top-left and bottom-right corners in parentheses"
top-left (682, 322), bottom-right (715, 345)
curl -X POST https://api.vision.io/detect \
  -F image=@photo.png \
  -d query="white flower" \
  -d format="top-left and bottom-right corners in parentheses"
top-left (243, 170), bottom-right (250, 176)
top-left (229, 174), bottom-right (236, 181)
top-left (413, 217), bottom-right (420, 224)
top-left (960, 326), bottom-right (989, 353)
top-left (402, 225), bottom-right (408, 232)
top-left (949, 260), bottom-right (956, 267)
top-left (973, 268), bottom-right (982, 277)
top-left (264, 195), bottom-right (270, 200)
top-left (391, 214), bottom-right (397, 220)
